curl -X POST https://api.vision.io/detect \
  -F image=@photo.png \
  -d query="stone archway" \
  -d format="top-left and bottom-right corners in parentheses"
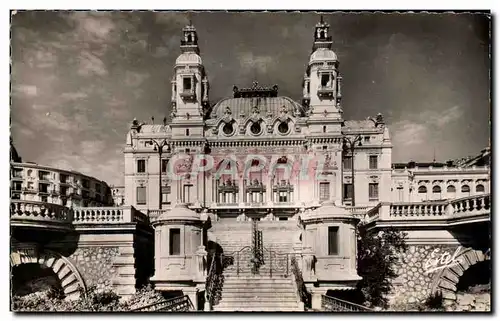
top-left (10, 248), bottom-right (87, 300)
top-left (431, 247), bottom-right (490, 303)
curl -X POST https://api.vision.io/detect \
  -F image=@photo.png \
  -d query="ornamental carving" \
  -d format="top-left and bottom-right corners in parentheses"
top-left (369, 175), bottom-right (380, 183)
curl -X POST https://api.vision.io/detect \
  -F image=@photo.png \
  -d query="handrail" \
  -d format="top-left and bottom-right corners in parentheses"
top-left (204, 252), bottom-right (218, 309)
top-left (132, 295), bottom-right (194, 312)
top-left (291, 256), bottom-right (309, 308)
top-left (321, 294), bottom-right (373, 312)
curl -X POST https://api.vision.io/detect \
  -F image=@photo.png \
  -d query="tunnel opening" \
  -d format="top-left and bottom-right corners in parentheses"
top-left (456, 260), bottom-right (491, 293)
top-left (11, 263), bottom-right (64, 298)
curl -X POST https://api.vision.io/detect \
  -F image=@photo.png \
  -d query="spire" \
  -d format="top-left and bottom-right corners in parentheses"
top-left (313, 15), bottom-right (332, 51)
top-left (180, 21), bottom-right (199, 54)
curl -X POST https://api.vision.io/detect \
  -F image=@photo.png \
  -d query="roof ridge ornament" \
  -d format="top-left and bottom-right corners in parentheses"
top-left (233, 82), bottom-right (279, 98)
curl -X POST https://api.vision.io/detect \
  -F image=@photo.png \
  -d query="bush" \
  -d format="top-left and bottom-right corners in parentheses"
top-left (356, 227), bottom-right (408, 309)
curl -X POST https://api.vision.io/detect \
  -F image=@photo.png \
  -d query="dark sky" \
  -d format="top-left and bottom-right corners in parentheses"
top-left (10, 11), bottom-right (490, 185)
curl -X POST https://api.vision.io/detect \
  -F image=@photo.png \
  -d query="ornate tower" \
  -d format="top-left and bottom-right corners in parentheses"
top-left (304, 16), bottom-right (342, 122)
top-left (170, 22), bottom-right (209, 138)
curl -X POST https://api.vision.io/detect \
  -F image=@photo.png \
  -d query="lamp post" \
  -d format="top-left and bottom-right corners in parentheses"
top-left (146, 139), bottom-right (170, 210)
top-left (342, 135), bottom-right (362, 207)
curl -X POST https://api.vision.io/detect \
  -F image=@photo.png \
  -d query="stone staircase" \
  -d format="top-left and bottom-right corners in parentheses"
top-left (209, 221), bottom-right (303, 311)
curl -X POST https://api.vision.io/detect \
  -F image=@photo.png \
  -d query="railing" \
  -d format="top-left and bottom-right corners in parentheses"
top-left (132, 295), bottom-right (194, 312)
top-left (291, 256), bottom-right (310, 308)
top-left (10, 200), bottom-right (73, 225)
top-left (73, 206), bottom-right (149, 224)
top-left (321, 295), bottom-right (373, 312)
top-left (367, 194), bottom-right (490, 223)
top-left (251, 221), bottom-right (264, 274)
top-left (205, 253), bottom-right (220, 310)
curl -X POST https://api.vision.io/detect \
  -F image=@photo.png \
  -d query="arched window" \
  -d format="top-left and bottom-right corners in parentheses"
top-left (323, 126), bottom-right (327, 133)
top-left (447, 185), bottom-right (456, 193)
top-left (418, 186), bottom-right (427, 193)
top-left (432, 186), bottom-right (441, 193)
top-left (461, 185), bottom-right (470, 193)
top-left (476, 184), bottom-right (485, 193)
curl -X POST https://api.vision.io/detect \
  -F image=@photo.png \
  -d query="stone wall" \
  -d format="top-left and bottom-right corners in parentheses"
top-left (388, 244), bottom-right (457, 306)
top-left (445, 292), bottom-right (490, 312)
top-left (69, 246), bottom-right (120, 291)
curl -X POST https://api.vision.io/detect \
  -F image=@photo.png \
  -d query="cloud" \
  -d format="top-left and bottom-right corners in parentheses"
top-left (125, 71), bottom-right (150, 87)
top-left (60, 92), bottom-right (89, 100)
top-left (77, 50), bottom-right (108, 76)
top-left (66, 12), bottom-right (116, 43)
top-left (14, 84), bottom-right (38, 97)
top-left (237, 52), bottom-right (274, 74)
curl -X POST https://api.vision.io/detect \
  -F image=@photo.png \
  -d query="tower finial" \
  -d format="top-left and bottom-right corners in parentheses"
top-left (320, 14), bottom-right (324, 24)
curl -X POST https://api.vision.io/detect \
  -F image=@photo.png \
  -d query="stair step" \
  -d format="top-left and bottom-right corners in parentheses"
top-left (213, 307), bottom-right (302, 312)
top-left (220, 296), bottom-right (298, 301)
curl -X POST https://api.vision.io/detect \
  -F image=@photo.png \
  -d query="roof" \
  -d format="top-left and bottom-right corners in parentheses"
top-left (209, 96), bottom-right (305, 119)
top-left (135, 124), bottom-right (171, 134)
top-left (343, 119), bottom-right (377, 130)
top-left (309, 48), bottom-right (338, 64)
top-left (176, 52), bottom-right (202, 65)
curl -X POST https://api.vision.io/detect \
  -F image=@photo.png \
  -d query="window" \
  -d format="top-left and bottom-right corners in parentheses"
top-left (432, 186), bottom-right (441, 193)
top-left (279, 217), bottom-right (288, 221)
top-left (322, 145), bottom-right (328, 150)
top-left (278, 191), bottom-right (288, 203)
top-left (323, 126), bottom-right (326, 133)
top-left (82, 190), bottom-right (89, 198)
top-left (223, 123), bottom-right (234, 135)
top-left (60, 186), bottom-right (68, 196)
top-left (397, 187), bottom-right (404, 202)
top-left (319, 182), bottom-right (330, 201)
top-left (169, 228), bottom-right (181, 255)
top-left (161, 159), bottom-right (169, 173)
top-left (364, 136), bottom-right (370, 143)
top-left (461, 185), bottom-right (470, 193)
top-left (12, 169), bottom-right (23, 178)
top-left (39, 183), bottom-right (49, 193)
top-left (328, 226), bottom-right (339, 255)
top-left (343, 184), bottom-right (353, 200)
top-left (183, 77), bottom-right (192, 91)
top-left (418, 186), bottom-right (427, 193)
top-left (38, 171), bottom-right (50, 181)
top-left (137, 159), bottom-right (146, 173)
top-left (186, 129), bottom-right (190, 136)
top-left (250, 122), bottom-right (261, 135)
top-left (343, 156), bottom-right (352, 170)
top-left (369, 183), bottom-right (379, 201)
top-left (321, 74), bottom-right (330, 87)
top-left (278, 122), bottom-right (289, 134)
top-left (60, 174), bottom-right (68, 183)
top-left (137, 186), bottom-right (146, 205)
top-left (96, 184), bottom-right (101, 193)
top-left (12, 182), bottom-right (22, 191)
top-left (62, 198), bottom-right (67, 206)
top-left (41, 196), bottom-right (48, 203)
top-left (476, 184), bottom-right (485, 193)
top-left (447, 185), bottom-right (456, 193)
top-left (162, 186), bottom-right (171, 204)
top-left (369, 155), bottom-right (378, 170)
top-left (183, 184), bottom-right (192, 203)
top-left (82, 179), bottom-right (90, 189)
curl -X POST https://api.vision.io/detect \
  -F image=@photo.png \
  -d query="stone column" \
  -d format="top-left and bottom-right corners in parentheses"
top-left (311, 289), bottom-right (327, 311)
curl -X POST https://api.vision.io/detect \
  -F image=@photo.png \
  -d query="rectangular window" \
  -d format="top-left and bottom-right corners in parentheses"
top-left (278, 191), bottom-right (288, 203)
top-left (369, 183), bottom-right (379, 201)
top-left (96, 184), bottom-right (101, 193)
top-left (182, 184), bottom-right (192, 203)
top-left (137, 186), bottom-right (146, 205)
top-left (62, 198), bottom-right (67, 206)
top-left (397, 187), bottom-right (404, 202)
top-left (328, 226), bottom-right (339, 255)
top-left (161, 159), bottom-right (169, 173)
top-left (39, 183), bottom-right (49, 193)
top-left (321, 74), bottom-right (329, 87)
top-left (319, 182), bottom-right (330, 201)
top-left (343, 184), bottom-right (353, 200)
top-left (38, 171), bottom-right (50, 181)
top-left (369, 155), bottom-right (378, 170)
top-left (137, 159), bottom-right (146, 173)
top-left (183, 77), bottom-right (192, 91)
top-left (82, 179), bottom-right (90, 189)
top-left (13, 182), bottom-right (22, 191)
top-left (60, 186), bottom-right (68, 196)
top-left (12, 169), bottom-right (23, 178)
top-left (60, 174), bottom-right (68, 183)
top-left (169, 228), bottom-right (181, 255)
top-left (343, 156), bottom-right (352, 170)
top-left (279, 217), bottom-right (288, 221)
top-left (162, 186), bottom-right (171, 204)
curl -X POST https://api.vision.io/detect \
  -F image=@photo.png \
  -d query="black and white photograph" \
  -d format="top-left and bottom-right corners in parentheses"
top-left (8, 9), bottom-right (491, 313)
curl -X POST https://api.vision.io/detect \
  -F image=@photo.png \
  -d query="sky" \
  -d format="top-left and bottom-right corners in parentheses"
top-left (10, 11), bottom-right (490, 186)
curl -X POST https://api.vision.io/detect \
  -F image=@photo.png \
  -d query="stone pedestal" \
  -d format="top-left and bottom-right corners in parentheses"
top-left (311, 289), bottom-right (327, 310)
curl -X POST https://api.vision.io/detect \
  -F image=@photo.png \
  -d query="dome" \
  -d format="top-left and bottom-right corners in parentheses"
top-left (175, 52), bottom-right (203, 65)
top-left (309, 48), bottom-right (338, 64)
top-left (155, 203), bottom-right (201, 223)
top-left (301, 200), bottom-right (355, 223)
top-left (209, 96), bottom-right (304, 119)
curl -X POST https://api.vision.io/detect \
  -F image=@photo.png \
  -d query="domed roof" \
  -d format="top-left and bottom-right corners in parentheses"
top-left (301, 200), bottom-right (355, 223)
top-left (210, 96), bottom-right (304, 119)
top-left (176, 52), bottom-right (202, 65)
top-left (154, 203), bottom-right (201, 224)
top-left (309, 48), bottom-right (338, 64)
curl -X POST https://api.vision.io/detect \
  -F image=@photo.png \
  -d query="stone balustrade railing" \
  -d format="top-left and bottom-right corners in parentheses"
top-left (10, 200), bottom-right (73, 225)
top-left (392, 165), bottom-right (490, 173)
top-left (367, 194), bottom-right (490, 222)
top-left (73, 206), bottom-right (148, 224)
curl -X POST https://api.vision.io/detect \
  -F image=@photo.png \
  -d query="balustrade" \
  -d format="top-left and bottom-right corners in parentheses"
top-left (73, 206), bottom-right (148, 224)
top-left (132, 295), bottom-right (194, 312)
top-left (321, 295), bottom-right (372, 312)
top-left (10, 200), bottom-right (73, 224)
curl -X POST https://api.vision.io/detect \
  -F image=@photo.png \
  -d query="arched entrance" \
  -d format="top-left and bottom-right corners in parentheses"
top-left (10, 248), bottom-right (86, 300)
top-left (431, 247), bottom-right (491, 303)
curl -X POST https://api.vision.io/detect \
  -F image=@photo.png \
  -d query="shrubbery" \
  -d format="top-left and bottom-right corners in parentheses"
top-left (356, 227), bottom-right (408, 309)
top-left (12, 284), bottom-right (165, 312)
